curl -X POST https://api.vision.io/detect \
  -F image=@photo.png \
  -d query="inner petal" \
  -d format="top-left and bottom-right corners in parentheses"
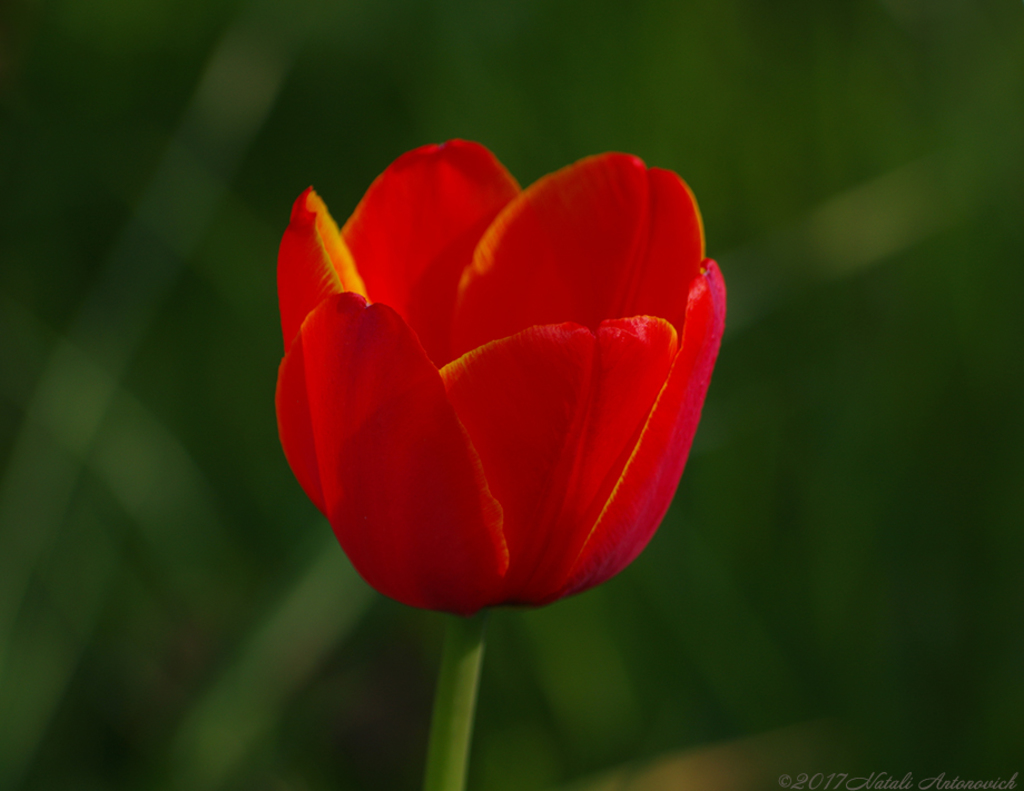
top-left (451, 154), bottom-right (703, 358)
top-left (440, 316), bottom-right (677, 604)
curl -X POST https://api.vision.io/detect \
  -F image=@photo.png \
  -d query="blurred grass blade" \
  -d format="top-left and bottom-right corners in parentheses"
top-left (0, 301), bottom-right (235, 786)
top-left (722, 148), bottom-right (988, 335)
top-left (0, 2), bottom-right (300, 785)
top-left (803, 151), bottom-right (980, 279)
top-left (0, 0), bottom-right (292, 663)
top-left (165, 532), bottom-right (373, 791)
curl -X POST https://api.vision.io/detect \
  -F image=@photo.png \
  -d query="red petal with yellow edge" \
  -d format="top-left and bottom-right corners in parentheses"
top-left (441, 315), bottom-right (678, 605)
top-left (277, 188), bottom-right (367, 351)
top-left (559, 261), bottom-right (726, 600)
top-left (452, 154), bottom-right (704, 357)
top-left (288, 292), bottom-right (507, 615)
top-left (342, 140), bottom-right (520, 367)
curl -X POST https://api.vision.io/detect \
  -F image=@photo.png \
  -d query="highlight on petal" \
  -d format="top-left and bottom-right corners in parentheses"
top-left (559, 261), bottom-right (726, 599)
top-left (277, 187), bottom-right (367, 351)
top-left (342, 139), bottom-right (520, 366)
top-left (278, 291), bottom-right (507, 614)
top-left (440, 314), bottom-right (679, 605)
top-left (451, 153), bottom-right (704, 356)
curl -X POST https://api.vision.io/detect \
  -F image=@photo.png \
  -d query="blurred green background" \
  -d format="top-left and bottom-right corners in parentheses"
top-left (1, 0), bottom-right (1022, 789)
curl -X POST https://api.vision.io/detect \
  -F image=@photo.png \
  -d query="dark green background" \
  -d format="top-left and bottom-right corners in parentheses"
top-left (1, 0), bottom-right (1021, 788)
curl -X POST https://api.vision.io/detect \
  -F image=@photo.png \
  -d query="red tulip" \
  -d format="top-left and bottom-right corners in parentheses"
top-left (275, 140), bottom-right (725, 615)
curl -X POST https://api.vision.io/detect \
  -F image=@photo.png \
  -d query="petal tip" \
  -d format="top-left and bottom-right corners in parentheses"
top-left (290, 187), bottom-right (318, 225)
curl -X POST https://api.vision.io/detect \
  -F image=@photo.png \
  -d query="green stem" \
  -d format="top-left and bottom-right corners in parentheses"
top-left (423, 611), bottom-right (488, 791)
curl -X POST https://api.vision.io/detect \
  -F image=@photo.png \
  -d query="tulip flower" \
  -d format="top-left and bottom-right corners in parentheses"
top-left (275, 140), bottom-right (725, 617)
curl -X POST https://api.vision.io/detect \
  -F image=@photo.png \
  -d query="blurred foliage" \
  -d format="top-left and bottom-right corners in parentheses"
top-left (1, 0), bottom-right (1022, 789)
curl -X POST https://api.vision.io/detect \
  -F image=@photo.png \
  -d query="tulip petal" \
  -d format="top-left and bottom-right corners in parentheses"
top-left (560, 261), bottom-right (726, 599)
top-left (342, 140), bottom-right (520, 366)
top-left (275, 335), bottom-right (326, 514)
top-left (277, 188), bottom-right (367, 351)
top-left (441, 315), bottom-right (678, 605)
top-left (625, 168), bottom-right (706, 333)
top-left (452, 154), bottom-right (704, 356)
top-left (281, 291), bottom-right (507, 614)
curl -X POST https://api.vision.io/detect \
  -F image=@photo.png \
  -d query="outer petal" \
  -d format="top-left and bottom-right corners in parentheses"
top-left (275, 335), bottom-right (325, 514)
top-left (342, 140), bottom-right (520, 366)
top-left (559, 261), bottom-right (727, 599)
top-left (440, 315), bottom-right (678, 605)
top-left (277, 188), bottom-right (367, 351)
top-left (277, 291), bottom-right (507, 614)
top-left (452, 154), bottom-right (704, 356)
